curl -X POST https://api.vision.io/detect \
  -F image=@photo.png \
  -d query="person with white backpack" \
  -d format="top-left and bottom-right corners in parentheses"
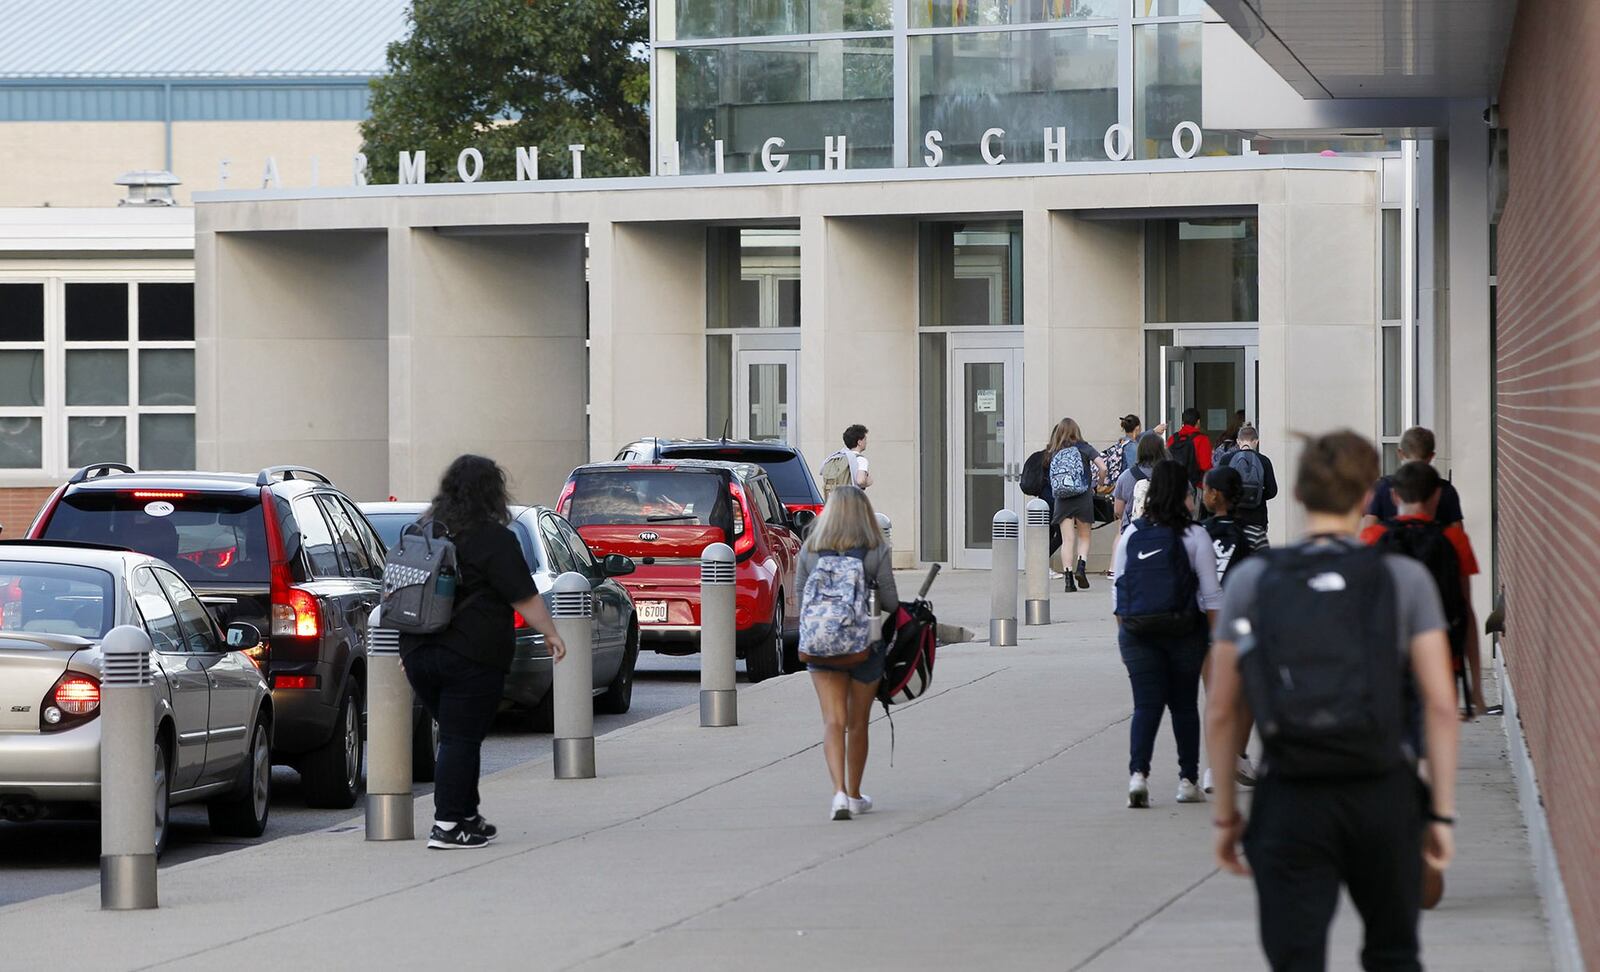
top-left (1112, 431), bottom-right (1167, 532)
top-left (1047, 417), bottom-right (1107, 592)
top-left (797, 485), bottom-right (899, 821)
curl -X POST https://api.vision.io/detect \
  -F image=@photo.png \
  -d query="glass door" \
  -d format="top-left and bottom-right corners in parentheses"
top-left (1188, 348), bottom-right (1247, 446)
top-left (735, 349), bottom-right (798, 444)
top-left (1160, 344), bottom-right (1188, 435)
top-left (948, 346), bottom-right (1024, 569)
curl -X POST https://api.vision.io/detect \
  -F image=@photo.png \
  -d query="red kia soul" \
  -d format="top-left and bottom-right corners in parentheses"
top-left (556, 460), bottom-right (808, 681)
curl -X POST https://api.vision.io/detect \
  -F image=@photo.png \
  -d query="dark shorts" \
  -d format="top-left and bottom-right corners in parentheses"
top-left (1054, 491), bottom-right (1095, 525)
top-left (808, 642), bottom-right (886, 685)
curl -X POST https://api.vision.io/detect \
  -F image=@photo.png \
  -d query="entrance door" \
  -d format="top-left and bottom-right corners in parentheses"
top-left (1156, 331), bottom-right (1259, 444)
top-left (735, 349), bottom-right (798, 444)
top-left (1188, 348), bottom-right (1247, 446)
top-left (949, 345), bottom-right (1024, 569)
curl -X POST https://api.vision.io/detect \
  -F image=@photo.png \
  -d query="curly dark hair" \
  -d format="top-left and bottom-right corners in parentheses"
top-left (1142, 460), bottom-right (1194, 529)
top-left (425, 454), bottom-right (511, 534)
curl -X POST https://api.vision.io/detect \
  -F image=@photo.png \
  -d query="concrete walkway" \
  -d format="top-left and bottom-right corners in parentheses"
top-left (0, 570), bottom-right (1554, 970)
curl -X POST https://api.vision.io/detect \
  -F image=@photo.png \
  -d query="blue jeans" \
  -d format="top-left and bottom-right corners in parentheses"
top-left (403, 645), bottom-right (505, 823)
top-left (1118, 627), bottom-right (1208, 781)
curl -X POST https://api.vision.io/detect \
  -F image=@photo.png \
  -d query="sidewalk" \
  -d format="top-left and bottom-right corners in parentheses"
top-left (0, 570), bottom-right (1554, 970)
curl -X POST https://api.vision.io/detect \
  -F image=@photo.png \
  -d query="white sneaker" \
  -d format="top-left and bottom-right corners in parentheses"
top-left (1127, 772), bottom-right (1150, 809)
top-left (848, 794), bottom-right (873, 816)
top-left (1202, 768), bottom-right (1214, 794)
top-left (1049, 570), bottom-right (1065, 579)
top-left (1235, 755), bottom-right (1257, 787)
top-left (831, 791), bottom-right (852, 821)
top-left (1176, 778), bottom-right (1206, 803)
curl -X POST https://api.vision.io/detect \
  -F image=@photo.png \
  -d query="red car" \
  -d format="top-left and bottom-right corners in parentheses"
top-left (556, 459), bottom-right (807, 682)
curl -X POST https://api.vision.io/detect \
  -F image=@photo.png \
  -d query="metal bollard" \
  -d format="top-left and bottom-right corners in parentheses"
top-left (551, 572), bottom-right (595, 779)
top-left (1024, 498), bottom-right (1052, 626)
top-left (100, 625), bottom-right (157, 910)
top-left (990, 510), bottom-right (1019, 646)
top-left (365, 607), bottom-right (414, 841)
top-left (872, 513), bottom-right (893, 619)
top-left (699, 542), bottom-right (737, 727)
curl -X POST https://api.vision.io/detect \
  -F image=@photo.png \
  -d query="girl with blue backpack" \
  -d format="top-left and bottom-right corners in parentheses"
top-left (1111, 460), bottom-right (1223, 809)
top-left (797, 485), bottom-right (899, 821)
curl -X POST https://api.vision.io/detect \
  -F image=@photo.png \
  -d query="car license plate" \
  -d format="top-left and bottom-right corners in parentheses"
top-left (638, 600), bottom-right (669, 623)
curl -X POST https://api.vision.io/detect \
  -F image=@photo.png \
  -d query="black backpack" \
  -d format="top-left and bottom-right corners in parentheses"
top-left (1167, 430), bottom-right (1204, 487)
top-left (1373, 518), bottom-right (1473, 713)
top-left (1114, 520), bottom-right (1201, 636)
top-left (1239, 543), bottom-right (1409, 780)
top-left (1020, 449), bottom-right (1049, 499)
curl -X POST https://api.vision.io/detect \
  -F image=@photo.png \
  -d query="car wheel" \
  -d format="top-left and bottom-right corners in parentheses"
top-left (208, 715), bottom-right (272, 838)
top-left (745, 595), bottom-right (785, 683)
top-left (153, 737), bottom-right (171, 859)
top-left (412, 712), bottom-right (439, 783)
top-left (597, 622), bottom-right (638, 715)
top-left (302, 681), bottom-right (363, 809)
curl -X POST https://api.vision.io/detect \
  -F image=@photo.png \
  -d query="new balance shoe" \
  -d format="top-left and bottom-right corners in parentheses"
top-left (1176, 778), bottom-right (1206, 803)
top-left (1127, 772), bottom-right (1150, 809)
top-left (848, 794), bottom-right (874, 816)
top-left (831, 791), bottom-right (852, 821)
top-left (465, 815), bottom-right (498, 841)
top-left (428, 822), bottom-right (490, 850)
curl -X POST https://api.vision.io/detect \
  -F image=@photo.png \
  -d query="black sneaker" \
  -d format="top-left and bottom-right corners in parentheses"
top-left (1075, 560), bottom-right (1090, 590)
top-left (1064, 572), bottom-right (1077, 593)
top-left (464, 815), bottom-right (498, 841)
top-left (428, 823), bottom-right (490, 850)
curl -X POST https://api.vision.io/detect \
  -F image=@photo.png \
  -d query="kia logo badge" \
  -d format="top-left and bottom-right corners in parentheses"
top-left (638, 531), bottom-right (659, 542)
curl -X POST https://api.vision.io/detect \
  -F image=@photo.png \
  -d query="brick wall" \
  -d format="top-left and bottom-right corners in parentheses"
top-left (0, 487), bottom-right (54, 537)
top-left (1496, 0), bottom-right (1600, 963)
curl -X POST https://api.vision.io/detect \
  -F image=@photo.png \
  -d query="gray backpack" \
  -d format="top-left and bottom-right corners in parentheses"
top-left (379, 520), bottom-right (461, 634)
top-left (1228, 450), bottom-right (1266, 510)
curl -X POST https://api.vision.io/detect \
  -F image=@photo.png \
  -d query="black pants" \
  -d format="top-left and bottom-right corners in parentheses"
top-left (1117, 627), bottom-right (1207, 780)
top-left (1244, 769), bottom-right (1424, 971)
top-left (403, 645), bottom-right (505, 823)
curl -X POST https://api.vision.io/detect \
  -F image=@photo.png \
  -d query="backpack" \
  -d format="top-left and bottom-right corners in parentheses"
top-left (798, 549), bottom-right (873, 667)
top-left (1129, 465), bottom-right (1152, 523)
top-left (1213, 440), bottom-right (1239, 466)
top-left (1203, 515), bottom-right (1251, 583)
top-left (1114, 520), bottom-right (1201, 636)
top-left (820, 452), bottom-right (854, 500)
top-left (1373, 519), bottom-right (1473, 713)
top-left (1239, 543), bottom-right (1409, 780)
top-left (1168, 430), bottom-right (1204, 487)
top-left (379, 520), bottom-right (462, 634)
top-left (880, 598), bottom-right (937, 706)
top-left (1020, 449), bottom-right (1050, 499)
top-left (1227, 449), bottom-right (1266, 510)
top-left (1103, 440), bottom-right (1127, 485)
top-left (1049, 446), bottom-right (1089, 498)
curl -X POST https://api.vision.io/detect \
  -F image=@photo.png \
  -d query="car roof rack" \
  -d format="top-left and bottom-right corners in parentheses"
top-left (67, 462), bottom-right (135, 484)
top-left (256, 466), bottom-right (333, 487)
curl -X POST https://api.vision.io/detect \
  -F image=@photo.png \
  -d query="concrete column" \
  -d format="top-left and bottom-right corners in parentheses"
top-left (799, 214), bottom-right (918, 567)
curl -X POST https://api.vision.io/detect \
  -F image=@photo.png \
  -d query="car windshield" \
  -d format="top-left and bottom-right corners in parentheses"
top-left (664, 449), bottom-right (817, 504)
top-left (567, 470), bottom-right (731, 529)
top-left (0, 561), bottom-right (115, 639)
top-left (40, 491), bottom-right (269, 585)
top-left (364, 512), bottom-right (420, 550)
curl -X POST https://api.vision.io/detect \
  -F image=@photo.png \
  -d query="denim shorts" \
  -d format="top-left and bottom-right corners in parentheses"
top-left (807, 642), bottom-right (886, 685)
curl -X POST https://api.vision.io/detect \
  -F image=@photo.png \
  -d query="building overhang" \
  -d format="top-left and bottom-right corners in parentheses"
top-left (0, 207), bottom-right (194, 257)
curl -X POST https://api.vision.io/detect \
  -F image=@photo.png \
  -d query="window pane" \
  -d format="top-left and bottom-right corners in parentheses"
top-left (138, 283), bottom-right (195, 341)
top-left (139, 414), bottom-right (196, 470)
top-left (913, 0), bottom-right (1120, 27)
top-left (707, 227), bottom-right (801, 328)
top-left (661, 39), bottom-right (894, 175)
top-left (921, 220), bottom-right (1022, 325)
top-left (0, 284), bottom-right (44, 341)
top-left (0, 350), bottom-right (44, 406)
top-left (1144, 218), bottom-right (1258, 323)
top-left (1382, 326), bottom-right (1402, 438)
top-left (139, 349), bottom-right (195, 405)
top-left (67, 416), bottom-right (126, 467)
top-left (1136, 0), bottom-right (1209, 14)
top-left (1382, 209), bottom-right (1402, 320)
top-left (918, 331), bottom-right (947, 561)
top-left (65, 283), bottom-right (128, 341)
top-left (293, 497), bottom-right (342, 578)
top-left (1134, 22), bottom-right (1240, 159)
top-left (911, 28), bottom-right (1118, 166)
top-left (665, 0), bottom-right (891, 39)
top-left (0, 417), bottom-right (43, 468)
top-left (65, 349), bottom-right (128, 406)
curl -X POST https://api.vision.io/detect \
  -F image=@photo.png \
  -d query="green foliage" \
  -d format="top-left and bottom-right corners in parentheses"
top-left (361, 0), bottom-right (649, 183)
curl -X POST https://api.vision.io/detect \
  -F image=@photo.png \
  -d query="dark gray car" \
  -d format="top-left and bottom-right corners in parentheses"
top-left (361, 503), bottom-right (639, 731)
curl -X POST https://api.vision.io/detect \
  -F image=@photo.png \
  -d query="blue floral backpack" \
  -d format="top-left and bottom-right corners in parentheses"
top-left (798, 548), bottom-right (873, 668)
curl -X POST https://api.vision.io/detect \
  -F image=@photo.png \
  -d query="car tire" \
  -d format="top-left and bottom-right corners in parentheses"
top-left (412, 711), bottom-right (439, 783)
top-left (596, 622), bottom-right (639, 715)
top-left (302, 681), bottom-right (363, 809)
top-left (208, 715), bottom-right (272, 838)
top-left (153, 736), bottom-right (172, 859)
top-left (782, 621), bottom-right (801, 674)
top-left (744, 595), bottom-right (785, 683)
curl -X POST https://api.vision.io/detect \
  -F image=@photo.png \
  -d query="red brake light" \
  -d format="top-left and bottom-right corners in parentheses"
top-left (628, 464), bottom-right (674, 471)
top-left (54, 676), bottom-right (101, 715)
top-left (513, 610), bottom-right (529, 629)
top-left (272, 674), bottom-right (319, 690)
top-left (728, 483), bottom-right (755, 555)
top-left (263, 488), bottom-right (319, 638)
top-left (556, 480), bottom-right (577, 515)
top-left (131, 490), bottom-right (185, 499)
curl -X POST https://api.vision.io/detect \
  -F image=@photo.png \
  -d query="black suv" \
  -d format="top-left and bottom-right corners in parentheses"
top-left (614, 439), bottom-right (825, 519)
top-left (28, 463), bottom-right (420, 808)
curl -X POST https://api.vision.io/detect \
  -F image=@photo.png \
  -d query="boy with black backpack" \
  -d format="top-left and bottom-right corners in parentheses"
top-left (1224, 425), bottom-right (1277, 550)
top-left (1206, 431), bottom-right (1460, 971)
top-left (1166, 408), bottom-right (1213, 489)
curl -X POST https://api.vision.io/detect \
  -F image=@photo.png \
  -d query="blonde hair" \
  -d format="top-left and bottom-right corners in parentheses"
top-left (1047, 417), bottom-right (1082, 454)
top-left (804, 485), bottom-right (883, 553)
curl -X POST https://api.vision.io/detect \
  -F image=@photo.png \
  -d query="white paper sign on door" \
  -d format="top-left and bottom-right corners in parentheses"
top-left (975, 389), bottom-right (998, 412)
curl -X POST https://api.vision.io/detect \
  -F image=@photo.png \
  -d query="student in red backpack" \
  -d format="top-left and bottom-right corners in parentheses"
top-left (1167, 408), bottom-right (1213, 488)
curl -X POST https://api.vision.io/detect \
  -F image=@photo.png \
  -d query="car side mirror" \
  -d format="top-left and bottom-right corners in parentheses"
top-left (225, 621), bottom-right (263, 650)
top-left (602, 554), bottom-right (635, 577)
top-left (790, 508), bottom-right (817, 537)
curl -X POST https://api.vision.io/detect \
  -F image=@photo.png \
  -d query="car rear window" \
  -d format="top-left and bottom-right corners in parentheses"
top-left (40, 491), bottom-right (269, 585)
top-left (364, 512), bottom-right (417, 551)
top-left (0, 562), bottom-right (115, 639)
top-left (567, 470), bottom-right (732, 529)
top-left (662, 449), bottom-right (817, 503)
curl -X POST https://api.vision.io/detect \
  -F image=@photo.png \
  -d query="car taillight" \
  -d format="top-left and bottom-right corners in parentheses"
top-left (273, 587), bottom-right (320, 638)
top-left (728, 483), bottom-right (755, 556)
top-left (556, 479), bottom-right (576, 515)
top-left (41, 672), bottom-right (100, 731)
top-left (0, 580), bottom-right (20, 628)
top-left (131, 490), bottom-right (185, 499)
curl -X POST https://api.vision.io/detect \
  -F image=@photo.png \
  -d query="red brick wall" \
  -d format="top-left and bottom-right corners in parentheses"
top-left (1496, 0), bottom-right (1600, 962)
top-left (0, 487), bottom-right (54, 537)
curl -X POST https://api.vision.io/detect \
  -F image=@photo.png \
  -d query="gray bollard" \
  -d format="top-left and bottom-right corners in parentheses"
top-left (990, 510), bottom-right (1019, 646)
top-left (1024, 498), bottom-right (1052, 626)
top-left (100, 625), bottom-right (158, 910)
top-left (365, 607), bottom-right (414, 841)
top-left (551, 572), bottom-right (595, 779)
top-left (699, 542), bottom-right (737, 727)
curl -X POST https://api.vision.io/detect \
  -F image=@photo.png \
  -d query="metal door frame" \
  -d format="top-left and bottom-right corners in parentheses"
top-left (947, 339), bottom-right (1024, 570)
top-left (733, 346), bottom-right (799, 445)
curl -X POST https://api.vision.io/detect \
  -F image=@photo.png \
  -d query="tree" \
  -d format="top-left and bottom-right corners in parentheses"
top-left (361, 0), bottom-right (649, 184)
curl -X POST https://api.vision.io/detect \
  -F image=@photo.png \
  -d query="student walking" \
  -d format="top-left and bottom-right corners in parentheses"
top-left (1112, 460), bottom-right (1222, 808)
top-left (820, 424), bottom-right (873, 499)
top-left (1361, 426), bottom-right (1463, 528)
top-left (1112, 431), bottom-right (1166, 531)
top-left (797, 485), bottom-right (899, 821)
top-left (1167, 408), bottom-right (1214, 489)
top-left (1048, 418), bottom-right (1107, 592)
top-left (1222, 425), bottom-right (1277, 550)
top-left (400, 455), bottom-right (568, 850)
top-left (1206, 431), bottom-right (1460, 971)
top-left (1199, 464), bottom-right (1257, 792)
